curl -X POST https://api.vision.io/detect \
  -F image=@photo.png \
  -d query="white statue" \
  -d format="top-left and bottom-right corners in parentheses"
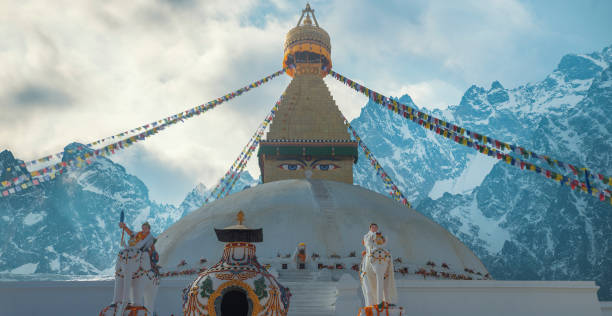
top-left (100, 222), bottom-right (159, 316)
top-left (360, 223), bottom-right (397, 306)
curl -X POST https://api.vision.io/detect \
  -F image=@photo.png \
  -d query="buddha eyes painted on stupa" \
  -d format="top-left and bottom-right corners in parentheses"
top-left (313, 163), bottom-right (339, 171)
top-left (277, 158), bottom-right (340, 171)
top-left (279, 163), bottom-right (303, 171)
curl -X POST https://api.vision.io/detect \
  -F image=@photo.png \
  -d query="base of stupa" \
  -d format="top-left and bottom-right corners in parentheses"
top-left (0, 278), bottom-right (605, 316)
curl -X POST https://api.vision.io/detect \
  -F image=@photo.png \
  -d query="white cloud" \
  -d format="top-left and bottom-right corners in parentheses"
top-left (0, 0), bottom-right (294, 203)
top-left (322, 0), bottom-right (538, 87)
top-left (324, 76), bottom-right (367, 121)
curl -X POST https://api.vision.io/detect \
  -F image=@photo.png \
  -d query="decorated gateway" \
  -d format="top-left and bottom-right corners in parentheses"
top-left (183, 211), bottom-right (290, 316)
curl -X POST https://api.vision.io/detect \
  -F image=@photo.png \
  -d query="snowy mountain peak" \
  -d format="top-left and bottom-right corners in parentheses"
top-left (194, 183), bottom-right (208, 194)
top-left (489, 80), bottom-right (504, 91)
top-left (397, 94), bottom-right (417, 106)
top-left (557, 53), bottom-right (604, 81)
top-left (351, 43), bottom-right (612, 300)
top-left (486, 81), bottom-right (509, 104)
top-left (0, 149), bottom-right (16, 164)
top-left (62, 142), bottom-right (94, 162)
top-left (0, 150), bottom-right (28, 181)
top-left (0, 150), bottom-right (17, 173)
top-left (176, 171), bottom-right (260, 218)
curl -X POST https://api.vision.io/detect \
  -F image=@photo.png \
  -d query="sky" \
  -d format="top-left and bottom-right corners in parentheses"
top-left (1, 0), bottom-right (611, 204)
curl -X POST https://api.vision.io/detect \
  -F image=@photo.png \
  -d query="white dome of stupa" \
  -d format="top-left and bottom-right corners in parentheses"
top-left (156, 179), bottom-right (488, 277)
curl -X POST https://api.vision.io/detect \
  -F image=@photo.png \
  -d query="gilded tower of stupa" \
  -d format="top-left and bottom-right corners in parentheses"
top-left (258, 4), bottom-right (358, 184)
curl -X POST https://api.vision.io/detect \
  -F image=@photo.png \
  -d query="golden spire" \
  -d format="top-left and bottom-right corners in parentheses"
top-left (236, 210), bottom-right (245, 225)
top-left (303, 14), bottom-right (312, 25)
top-left (257, 4), bottom-right (358, 185)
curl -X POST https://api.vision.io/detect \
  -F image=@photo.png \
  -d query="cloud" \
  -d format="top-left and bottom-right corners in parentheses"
top-left (11, 84), bottom-right (72, 107)
top-left (324, 76), bottom-right (367, 121)
top-left (0, 0), bottom-right (295, 202)
top-left (322, 0), bottom-right (539, 89)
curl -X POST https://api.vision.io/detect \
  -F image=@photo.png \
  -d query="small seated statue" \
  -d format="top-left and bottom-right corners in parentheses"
top-left (292, 242), bottom-right (309, 269)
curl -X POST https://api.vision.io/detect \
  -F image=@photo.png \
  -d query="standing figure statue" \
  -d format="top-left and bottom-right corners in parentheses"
top-left (100, 221), bottom-right (160, 316)
top-left (360, 223), bottom-right (397, 307)
top-left (292, 242), bottom-right (309, 269)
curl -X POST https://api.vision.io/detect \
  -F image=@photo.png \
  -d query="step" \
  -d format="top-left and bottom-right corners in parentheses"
top-left (282, 279), bottom-right (338, 316)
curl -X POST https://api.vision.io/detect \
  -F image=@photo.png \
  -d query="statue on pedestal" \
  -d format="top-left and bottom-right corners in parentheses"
top-left (100, 214), bottom-right (160, 316)
top-left (359, 223), bottom-right (403, 316)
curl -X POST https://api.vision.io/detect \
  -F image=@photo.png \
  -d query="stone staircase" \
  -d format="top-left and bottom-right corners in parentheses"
top-left (310, 180), bottom-right (341, 252)
top-left (279, 270), bottom-right (337, 316)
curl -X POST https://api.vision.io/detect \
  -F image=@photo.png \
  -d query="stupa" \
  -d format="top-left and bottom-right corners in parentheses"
top-left (156, 3), bottom-right (488, 315)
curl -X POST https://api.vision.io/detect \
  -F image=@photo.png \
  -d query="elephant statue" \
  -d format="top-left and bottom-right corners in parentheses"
top-left (360, 231), bottom-right (397, 306)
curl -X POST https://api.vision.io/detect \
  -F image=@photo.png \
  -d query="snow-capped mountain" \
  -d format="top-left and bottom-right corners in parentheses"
top-left (176, 172), bottom-right (260, 218)
top-left (0, 143), bottom-right (257, 276)
top-left (350, 45), bottom-right (612, 300)
top-left (0, 143), bottom-right (180, 275)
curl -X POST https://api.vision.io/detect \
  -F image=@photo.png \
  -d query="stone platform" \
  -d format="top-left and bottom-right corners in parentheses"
top-left (0, 273), bottom-right (607, 316)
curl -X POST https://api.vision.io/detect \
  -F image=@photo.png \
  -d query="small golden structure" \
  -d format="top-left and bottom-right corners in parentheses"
top-left (237, 210), bottom-right (245, 225)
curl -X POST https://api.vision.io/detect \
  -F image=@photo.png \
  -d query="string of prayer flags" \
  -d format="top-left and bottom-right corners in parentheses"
top-left (427, 104), bottom-right (612, 203)
top-left (3, 69), bottom-right (287, 175)
top-left (204, 97), bottom-right (281, 204)
top-left (1, 126), bottom-right (168, 197)
top-left (328, 69), bottom-right (612, 206)
top-left (328, 69), bottom-right (612, 191)
top-left (1, 69), bottom-right (286, 196)
top-left (343, 117), bottom-right (411, 208)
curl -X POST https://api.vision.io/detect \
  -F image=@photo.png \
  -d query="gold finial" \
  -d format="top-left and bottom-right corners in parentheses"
top-left (297, 3), bottom-right (319, 27)
top-left (303, 14), bottom-right (312, 25)
top-left (237, 210), bottom-right (245, 225)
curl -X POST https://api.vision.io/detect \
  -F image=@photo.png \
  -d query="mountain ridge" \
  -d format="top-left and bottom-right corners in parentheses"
top-left (349, 44), bottom-right (612, 300)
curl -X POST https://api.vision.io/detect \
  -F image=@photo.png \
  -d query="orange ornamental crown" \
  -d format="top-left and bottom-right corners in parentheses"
top-left (283, 3), bottom-right (331, 78)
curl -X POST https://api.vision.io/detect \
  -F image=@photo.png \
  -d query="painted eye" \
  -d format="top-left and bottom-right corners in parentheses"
top-left (313, 164), bottom-right (339, 171)
top-left (279, 164), bottom-right (303, 171)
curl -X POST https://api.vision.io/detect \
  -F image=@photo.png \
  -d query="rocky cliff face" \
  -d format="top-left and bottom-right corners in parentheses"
top-left (0, 143), bottom-right (176, 274)
top-left (351, 45), bottom-right (612, 299)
